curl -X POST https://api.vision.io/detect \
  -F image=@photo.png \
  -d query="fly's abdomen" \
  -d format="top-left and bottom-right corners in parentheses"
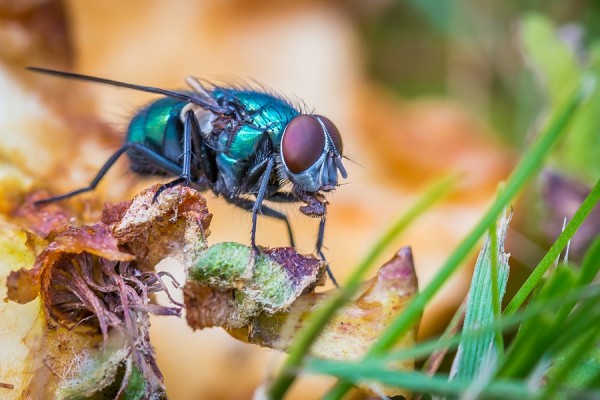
top-left (126, 97), bottom-right (187, 175)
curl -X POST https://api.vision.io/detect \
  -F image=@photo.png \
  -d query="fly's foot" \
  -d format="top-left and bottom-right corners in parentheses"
top-left (245, 244), bottom-right (260, 278)
top-left (317, 249), bottom-right (339, 288)
top-left (153, 176), bottom-right (191, 203)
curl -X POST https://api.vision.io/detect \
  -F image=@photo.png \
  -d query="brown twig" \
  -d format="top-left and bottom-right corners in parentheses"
top-left (0, 382), bottom-right (14, 390)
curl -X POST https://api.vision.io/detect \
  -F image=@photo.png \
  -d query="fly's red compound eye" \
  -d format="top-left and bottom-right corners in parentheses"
top-left (282, 115), bottom-right (326, 174)
top-left (316, 115), bottom-right (343, 154)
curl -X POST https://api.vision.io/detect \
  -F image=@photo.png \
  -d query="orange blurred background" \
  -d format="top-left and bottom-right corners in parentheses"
top-left (0, 1), bottom-right (521, 398)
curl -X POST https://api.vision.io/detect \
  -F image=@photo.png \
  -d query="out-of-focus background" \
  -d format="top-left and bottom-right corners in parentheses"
top-left (1, 1), bottom-right (599, 398)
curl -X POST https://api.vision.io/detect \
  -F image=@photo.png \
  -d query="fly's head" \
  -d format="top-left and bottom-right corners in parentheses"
top-left (280, 114), bottom-right (347, 194)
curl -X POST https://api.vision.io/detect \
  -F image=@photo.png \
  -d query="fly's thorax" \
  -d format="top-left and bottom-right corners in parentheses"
top-left (280, 114), bottom-right (347, 193)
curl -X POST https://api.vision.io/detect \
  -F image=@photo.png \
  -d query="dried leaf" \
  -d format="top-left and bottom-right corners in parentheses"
top-left (185, 246), bottom-right (419, 398)
top-left (248, 247), bottom-right (417, 362)
top-left (11, 191), bottom-right (74, 239)
top-left (0, 217), bottom-right (43, 398)
top-left (0, 164), bottom-right (33, 214)
top-left (5, 185), bottom-right (213, 399)
top-left (108, 184), bottom-right (212, 270)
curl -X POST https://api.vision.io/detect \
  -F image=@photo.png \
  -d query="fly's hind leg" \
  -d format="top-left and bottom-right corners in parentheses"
top-left (35, 142), bottom-right (181, 206)
top-left (34, 145), bottom-right (130, 205)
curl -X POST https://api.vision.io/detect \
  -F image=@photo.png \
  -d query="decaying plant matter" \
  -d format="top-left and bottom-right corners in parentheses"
top-left (5, 185), bottom-right (213, 398)
top-left (186, 246), bottom-right (418, 398)
top-left (4, 181), bottom-right (419, 399)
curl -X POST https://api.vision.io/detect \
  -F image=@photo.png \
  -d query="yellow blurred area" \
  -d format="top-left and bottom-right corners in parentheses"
top-left (0, 1), bottom-right (515, 398)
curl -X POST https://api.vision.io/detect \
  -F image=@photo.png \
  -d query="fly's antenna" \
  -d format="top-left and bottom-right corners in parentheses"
top-left (342, 155), bottom-right (364, 168)
top-left (27, 67), bottom-right (226, 113)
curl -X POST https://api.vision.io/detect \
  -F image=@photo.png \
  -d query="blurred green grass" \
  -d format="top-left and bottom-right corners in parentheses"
top-left (356, 1), bottom-right (600, 156)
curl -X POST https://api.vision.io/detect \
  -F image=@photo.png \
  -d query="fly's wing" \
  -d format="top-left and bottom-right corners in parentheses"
top-left (26, 67), bottom-right (227, 114)
top-left (185, 76), bottom-right (220, 109)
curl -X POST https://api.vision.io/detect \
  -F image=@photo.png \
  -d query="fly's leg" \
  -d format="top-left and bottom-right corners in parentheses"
top-left (225, 196), bottom-right (295, 247)
top-left (153, 110), bottom-right (197, 202)
top-left (263, 191), bottom-right (297, 203)
top-left (234, 132), bottom-right (294, 246)
top-left (190, 114), bottom-right (217, 184)
top-left (35, 142), bottom-right (181, 206)
top-left (297, 191), bottom-right (339, 287)
top-left (34, 145), bottom-right (129, 205)
top-left (316, 210), bottom-right (339, 288)
top-left (250, 157), bottom-right (275, 252)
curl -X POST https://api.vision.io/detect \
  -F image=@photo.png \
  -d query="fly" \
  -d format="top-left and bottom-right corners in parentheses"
top-left (29, 67), bottom-right (348, 285)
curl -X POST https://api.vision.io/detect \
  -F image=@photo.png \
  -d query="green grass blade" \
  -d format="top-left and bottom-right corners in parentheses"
top-left (581, 349), bottom-right (600, 389)
top-left (421, 299), bottom-right (466, 374)
top-left (308, 284), bottom-right (600, 399)
top-left (576, 236), bottom-right (600, 286)
top-left (266, 175), bottom-right (457, 399)
top-left (450, 211), bottom-right (510, 380)
top-left (541, 315), bottom-right (600, 398)
top-left (310, 361), bottom-right (537, 399)
top-left (324, 76), bottom-right (593, 400)
top-left (504, 177), bottom-right (600, 315)
top-left (499, 267), bottom-right (577, 378)
top-left (500, 235), bottom-right (600, 382)
top-left (336, 283), bottom-right (600, 366)
top-left (500, 234), bottom-right (600, 380)
top-left (489, 213), bottom-right (504, 357)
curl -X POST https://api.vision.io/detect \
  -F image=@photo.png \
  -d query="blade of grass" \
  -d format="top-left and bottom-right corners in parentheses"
top-left (500, 229), bottom-right (600, 379)
top-left (504, 177), bottom-right (600, 315)
top-left (500, 234), bottom-right (600, 380)
top-left (575, 236), bottom-right (600, 286)
top-left (581, 349), bottom-right (600, 389)
top-left (305, 284), bottom-right (600, 399)
top-left (539, 238), bottom-right (600, 394)
top-left (546, 289), bottom-right (600, 354)
top-left (450, 211), bottom-right (510, 380)
top-left (421, 299), bottom-right (466, 375)
top-left (540, 315), bottom-right (600, 398)
top-left (348, 282), bottom-right (600, 366)
top-left (489, 214), bottom-right (504, 357)
top-left (266, 175), bottom-right (457, 399)
top-left (498, 267), bottom-right (578, 378)
top-left (310, 362), bottom-right (537, 399)
top-left (323, 76), bottom-right (594, 400)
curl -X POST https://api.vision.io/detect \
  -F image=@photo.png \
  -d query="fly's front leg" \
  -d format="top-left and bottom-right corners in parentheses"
top-left (226, 196), bottom-right (295, 248)
top-left (316, 212), bottom-right (339, 287)
top-left (153, 110), bottom-right (197, 201)
top-left (297, 192), bottom-right (338, 287)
